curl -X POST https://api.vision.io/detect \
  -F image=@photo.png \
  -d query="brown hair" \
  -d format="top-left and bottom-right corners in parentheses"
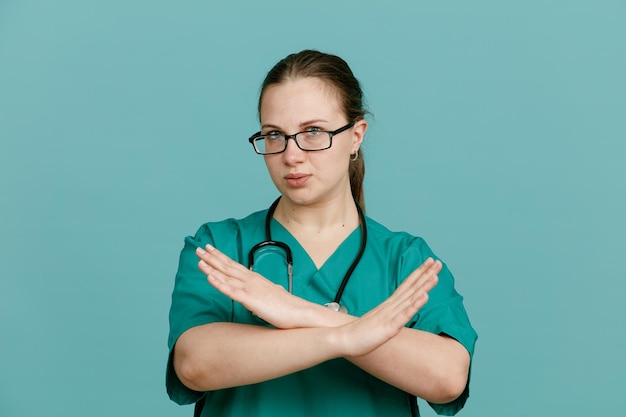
top-left (258, 50), bottom-right (368, 210)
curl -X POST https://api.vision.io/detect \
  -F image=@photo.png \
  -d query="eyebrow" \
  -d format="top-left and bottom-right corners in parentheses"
top-left (261, 119), bottom-right (330, 131)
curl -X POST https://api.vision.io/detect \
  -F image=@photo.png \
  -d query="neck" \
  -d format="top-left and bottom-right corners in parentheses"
top-left (273, 193), bottom-right (360, 234)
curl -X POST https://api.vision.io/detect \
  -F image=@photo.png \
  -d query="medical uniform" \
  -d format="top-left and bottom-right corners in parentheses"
top-left (167, 208), bottom-right (477, 417)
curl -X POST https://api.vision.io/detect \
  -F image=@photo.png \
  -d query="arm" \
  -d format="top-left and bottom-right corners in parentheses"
top-left (177, 245), bottom-right (468, 404)
top-left (325, 317), bottom-right (470, 404)
top-left (280, 282), bottom-right (470, 403)
top-left (174, 322), bottom-right (339, 391)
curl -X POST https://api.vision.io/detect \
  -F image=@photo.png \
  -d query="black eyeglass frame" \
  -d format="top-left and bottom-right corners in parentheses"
top-left (248, 121), bottom-right (355, 155)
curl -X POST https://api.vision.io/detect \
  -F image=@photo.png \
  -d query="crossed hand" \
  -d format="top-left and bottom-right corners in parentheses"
top-left (196, 244), bottom-right (440, 357)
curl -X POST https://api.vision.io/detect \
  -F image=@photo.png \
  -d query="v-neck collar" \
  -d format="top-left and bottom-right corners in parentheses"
top-left (269, 217), bottom-right (363, 298)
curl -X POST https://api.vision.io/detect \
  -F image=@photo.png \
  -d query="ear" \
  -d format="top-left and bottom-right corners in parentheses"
top-left (350, 119), bottom-right (367, 154)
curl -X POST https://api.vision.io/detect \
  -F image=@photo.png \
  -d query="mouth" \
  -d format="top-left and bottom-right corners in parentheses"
top-left (285, 173), bottom-right (310, 187)
top-left (285, 173), bottom-right (307, 179)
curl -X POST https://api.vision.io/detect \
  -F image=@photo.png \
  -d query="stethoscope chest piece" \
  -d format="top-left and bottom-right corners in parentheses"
top-left (325, 302), bottom-right (348, 314)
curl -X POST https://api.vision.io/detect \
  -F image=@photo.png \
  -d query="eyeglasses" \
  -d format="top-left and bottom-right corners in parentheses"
top-left (248, 121), bottom-right (355, 155)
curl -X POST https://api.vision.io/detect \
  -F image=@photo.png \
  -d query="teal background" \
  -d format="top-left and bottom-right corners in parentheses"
top-left (1, 1), bottom-right (624, 416)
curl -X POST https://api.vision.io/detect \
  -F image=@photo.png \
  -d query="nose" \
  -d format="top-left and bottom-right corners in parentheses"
top-left (281, 136), bottom-right (305, 164)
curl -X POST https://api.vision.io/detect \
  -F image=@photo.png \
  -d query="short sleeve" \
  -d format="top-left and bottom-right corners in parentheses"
top-left (165, 224), bottom-right (235, 405)
top-left (399, 238), bottom-right (478, 416)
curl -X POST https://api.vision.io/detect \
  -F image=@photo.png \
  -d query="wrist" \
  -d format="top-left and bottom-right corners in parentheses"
top-left (303, 302), bottom-right (356, 328)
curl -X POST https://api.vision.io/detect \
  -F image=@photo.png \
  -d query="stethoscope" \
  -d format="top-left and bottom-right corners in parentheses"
top-left (248, 197), bottom-right (367, 314)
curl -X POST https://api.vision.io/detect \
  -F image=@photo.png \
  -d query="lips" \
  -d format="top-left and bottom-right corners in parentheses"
top-left (285, 173), bottom-right (310, 187)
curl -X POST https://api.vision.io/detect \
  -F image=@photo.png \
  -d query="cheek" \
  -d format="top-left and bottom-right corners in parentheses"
top-left (311, 151), bottom-right (350, 178)
top-left (263, 157), bottom-right (280, 178)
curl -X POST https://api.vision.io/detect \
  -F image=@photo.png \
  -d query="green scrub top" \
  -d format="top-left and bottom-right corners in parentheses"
top-left (167, 208), bottom-right (477, 417)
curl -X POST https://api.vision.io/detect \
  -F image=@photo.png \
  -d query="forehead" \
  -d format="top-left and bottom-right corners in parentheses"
top-left (260, 77), bottom-right (344, 125)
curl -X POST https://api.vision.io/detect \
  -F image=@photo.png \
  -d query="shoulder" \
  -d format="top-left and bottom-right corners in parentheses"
top-left (191, 209), bottom-right (267, 242)
top-left (364, 216), bottom-right (432, 257)
top-left (175, 208), bottom-right (269, 279)
top-left (181, 209), bottom-right (268, 261)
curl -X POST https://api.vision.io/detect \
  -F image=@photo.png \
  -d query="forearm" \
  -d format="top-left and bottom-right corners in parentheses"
top-left (349, 329), bottom-right (469, 403)
top-left (307, 306), bottom-right (470, 403)
top-left (191, 248), bottom-right (468, 401)
top-left (173, 322), bottom-right (341, 391)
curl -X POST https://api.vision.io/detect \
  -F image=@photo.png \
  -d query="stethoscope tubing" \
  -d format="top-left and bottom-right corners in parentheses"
top-left (248, 239), bottom-right (293, 293)
top-left (248, 197), bottom-right (367, 311)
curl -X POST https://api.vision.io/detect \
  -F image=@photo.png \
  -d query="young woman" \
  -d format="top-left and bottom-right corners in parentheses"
top-left (167, 50), bottom-right (477, 417)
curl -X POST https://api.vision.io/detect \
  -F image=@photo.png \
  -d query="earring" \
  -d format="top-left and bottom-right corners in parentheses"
top-left (350, 150), bottom-right (359, 162)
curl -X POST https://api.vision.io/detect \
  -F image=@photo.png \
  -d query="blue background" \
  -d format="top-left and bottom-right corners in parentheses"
top-left (1, 1), bottom-right (624, 416)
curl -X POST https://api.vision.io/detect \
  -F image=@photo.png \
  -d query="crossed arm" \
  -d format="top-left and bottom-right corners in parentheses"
top-left (173, 244), bottom-right (470, 405)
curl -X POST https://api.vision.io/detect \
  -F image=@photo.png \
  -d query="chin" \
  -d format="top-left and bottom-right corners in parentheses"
top-left (280, 194), bottom-right (314, 207)
top-left (277, 189), bottom-right (318, 207)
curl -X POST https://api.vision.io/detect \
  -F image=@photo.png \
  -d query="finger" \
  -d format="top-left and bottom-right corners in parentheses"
top-left (383, 265), bottom-right (440, 319)
top-left (196, 244), bottom-right (236, 271)
top-left (414, 259), bottom-right (442, 285)
top-left (402, 259), bottom-right (442, 294)
top-left (388, 276), bottom-right (437, 327)
top-left (402, 292), bottom-right (429, 320)
top-left (399, 273), bottom-right (439, 321)
top-left (398, 269), bottom-right (439, 312)
top-left (395, 258), bottom-right (436, 292)
top-left (206, 268), bottom-right (248, 300)
top-left (196, 245), bottom-right (249, 279)
top-left (410, 274), bottom-right (438, 307)
top-left (386, 259), bottom-right (440, 308)
top-left (198, 259), bottom-right (246, 290)
top-left (391, 292), bottom-right (429, 326)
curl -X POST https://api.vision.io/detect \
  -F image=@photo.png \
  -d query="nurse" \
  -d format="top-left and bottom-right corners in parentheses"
top-left (167, 50), bottom-right (477, 416)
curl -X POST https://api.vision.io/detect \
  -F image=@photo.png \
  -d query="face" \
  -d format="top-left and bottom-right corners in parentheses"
top-left (259, 77), bottom-right (366, 207)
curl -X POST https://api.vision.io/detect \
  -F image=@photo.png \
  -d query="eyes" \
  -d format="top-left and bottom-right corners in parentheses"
top-left (265, 126), bottom-right (323, 137)
top-left (259, 126), bottom-right (330, 152)
top-left (266, 131), bottom-right (283, 140)
top-left (250, 121), bottom-right (353, 154)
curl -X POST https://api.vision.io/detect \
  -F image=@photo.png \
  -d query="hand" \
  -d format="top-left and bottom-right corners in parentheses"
top-left (196, 244), bottom-right (321, 329)
top-left (333, 258), bottom-right (441, 358)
